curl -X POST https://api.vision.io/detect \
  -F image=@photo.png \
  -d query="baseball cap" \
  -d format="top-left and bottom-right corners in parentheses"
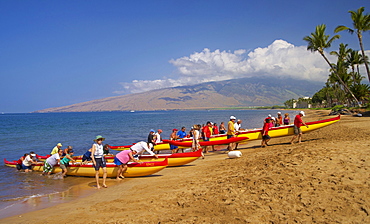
top-left (300, 111), bottom-right (305, 116)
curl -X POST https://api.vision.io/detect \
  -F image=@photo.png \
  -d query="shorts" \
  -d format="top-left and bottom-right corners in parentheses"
top-left (262, 135), bottom-right (271, 140)
top-left (60, 163), bottom-right (68, 170)
top-left (203, 137), bottom-right (210, 141)
top-left (294, 126), bottom-right (302, 135)
top-left (43, 162), bottom-right (53, 173)
top-left (170, 144), bottom-right (178, 150)
top-left (82, 155), bottom-right (92, 162)
top-left (22, 164), bottom-right (32, 170)
top-left (227, 135), bottom-right (234, 139)
top-left (93, 157), bottom-right (106, 171)
top-left (114, 157), bottom-right (125, 166)
top-left (220, 130), bottom-right (226, 134)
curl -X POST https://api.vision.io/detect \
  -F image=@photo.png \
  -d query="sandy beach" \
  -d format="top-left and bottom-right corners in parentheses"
top-left (2, 110), bottom-right (370, 223)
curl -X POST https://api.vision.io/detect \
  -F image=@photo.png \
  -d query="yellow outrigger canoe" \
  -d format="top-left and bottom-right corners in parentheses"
top-left (4, 158), bottom-right (168, 178)
top-left (111, 115), bottom-right (340, 150)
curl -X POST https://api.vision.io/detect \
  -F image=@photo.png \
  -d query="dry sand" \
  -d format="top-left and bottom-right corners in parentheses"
top-left (2, 110), bottom-right (370, 223)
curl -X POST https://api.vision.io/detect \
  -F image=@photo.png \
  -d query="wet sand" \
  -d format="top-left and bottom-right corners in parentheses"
top-left (2, 110), bottom-right (370, 223)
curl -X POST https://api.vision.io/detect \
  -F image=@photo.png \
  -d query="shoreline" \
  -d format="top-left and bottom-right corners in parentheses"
top-left (2, 110), bottom-right (370, 223)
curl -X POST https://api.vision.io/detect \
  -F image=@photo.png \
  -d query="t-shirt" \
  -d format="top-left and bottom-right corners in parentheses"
top-left (22, 155), bottom-right (33, 166)
top-left (177, 130), bottom-right (187, 138)
top-left (262, 122), bottom-right (270, 136)
top-left (116, 150), bottom-right (132, 164)
top-left (203, 126), bottom-right (212, 138)
top-left (130, 141), bottom-right (155, 156)
top-left (50, 146), bottom-right (59, 155)
top-left (294, 115), bottom-right (304, 128)
top-left (154, 133), bottom-right (161, 143)
top-left (46, 153), bottom-right (60, 166)
top-left (234, 123), bottom-right (241, 132)
top-left (227, 121), bottom-right (235, 135)
top-left (60, 154), bottom-right (72, 165)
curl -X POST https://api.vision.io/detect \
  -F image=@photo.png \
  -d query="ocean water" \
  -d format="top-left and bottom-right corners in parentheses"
top-left (0, 109), bottom-right (299, 217)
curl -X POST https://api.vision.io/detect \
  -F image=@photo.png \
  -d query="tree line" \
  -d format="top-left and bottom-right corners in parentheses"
top-left (289, 7), bottom-right (370, 108)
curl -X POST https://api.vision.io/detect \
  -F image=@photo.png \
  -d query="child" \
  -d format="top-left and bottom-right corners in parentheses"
top-left (114, 149), bottom-right (140, 180)
top-left (60, 149), bottom-right (77, 177)
top-left (261, 119), bottom-right (272, 147)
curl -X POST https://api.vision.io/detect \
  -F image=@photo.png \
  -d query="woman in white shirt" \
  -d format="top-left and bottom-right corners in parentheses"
top-left (91, 135), bottom-right (107, 189)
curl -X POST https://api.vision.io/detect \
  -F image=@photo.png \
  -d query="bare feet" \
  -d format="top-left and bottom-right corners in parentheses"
top-left (102, 184), bottom-right (108, 188)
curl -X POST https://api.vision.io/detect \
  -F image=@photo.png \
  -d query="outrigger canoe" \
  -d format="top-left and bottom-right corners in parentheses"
top-left (163, 136), bottom-right (249, 147)
top-left (110, 142), bottom-right (187, 151)
top-left (4, 158), bottom-right (168, 178)
top-left (34, 148), bottom-right (203, 167)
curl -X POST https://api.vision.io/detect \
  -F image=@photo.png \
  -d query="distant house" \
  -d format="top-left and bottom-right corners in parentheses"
top-left (292, 97), bottom-right (312, 108)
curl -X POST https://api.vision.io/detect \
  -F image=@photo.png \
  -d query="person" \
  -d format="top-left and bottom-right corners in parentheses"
top-left (213, 123), bottom-right (219, 135)
top-left (177, 127), bottom-right (187, 139)
top-left (219, 122), bottom-right (226, 134)
top-left (283, 113), bottom-right (291, 125)
top-left (114, 148), bottom-right (140, 180)
top-left (42, 149), bottom-right (63, 175)
top-left (50, 143), bottom-right (62, 155)
top-left (290, 111), bottom-right (309, 144)
top-left (234, 119), bottom-right (245, 150)
top-left (192, 124), bottom-right (204, 159)
top-left (264, 115), bottom-right (275, 128)
top-left (103, 144), bottom-right (113, 155)
top-left (261, 119), bottom-right (272, 147)
top-left (17, 153), bottom-right (28, 170)
top-left (154, 129), bottom-right (162, 144)
top-left (170, 129), bottom-right (179, 154)
top-left (130, 141), bottom-right (159, 158)
top-left (202, 121), bottom-right (213, 153)
top-left (22, 153), bottom-right (37, 172)
top-left (91, 135), bottom-right (108, 189)
top-left (60, 148), bottom-right (77, 177)
top-left (276, 112), bottom-right (283, 127)
top-left (227, 116), bottom-right (237, 151)
top-left (82, 148), bottom-right (92, 164)
top-left (62, 146), bottom-right (73, 156)
top-left (147, 129), bottom-right (156, 145)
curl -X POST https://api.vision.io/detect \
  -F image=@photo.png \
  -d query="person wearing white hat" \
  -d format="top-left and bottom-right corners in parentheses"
top-left (91, 135), bottom-right (108, 189)
top-left (50, 143), bottom-right (62, 155)
top-left (290, 111), bottom-right (309, 144)
top-left (227, 116), bottom-right (237, 151)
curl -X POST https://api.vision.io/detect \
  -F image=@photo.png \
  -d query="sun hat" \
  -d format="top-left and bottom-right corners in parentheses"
top-left (57, 143), bottom-right (62, 147)
top-left (277, 112), bottom-right (281, 114)
top-left (172, 129), bottom-right (178, 132)
top-left (230, 116), bottom-right (236, 120)
top-left (299, 111), bottom-right (305, 116)
top-left (150, 129), bottom-right (155, 133)
top-left (94, 135), bottom-right (106, 142)
top-left (30, 153), bottom-right (36, 157)
top-left (268, 114), bottom-right (272, 117)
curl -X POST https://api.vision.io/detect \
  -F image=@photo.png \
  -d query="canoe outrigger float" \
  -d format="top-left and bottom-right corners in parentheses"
top-left (4, 158), bottom-right (168, 178)
top-left (111, 115), bottom-right (341, 150)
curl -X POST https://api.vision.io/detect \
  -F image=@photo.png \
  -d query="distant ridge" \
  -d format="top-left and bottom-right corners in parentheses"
top-left (34, 77), bottom-right (323, 113)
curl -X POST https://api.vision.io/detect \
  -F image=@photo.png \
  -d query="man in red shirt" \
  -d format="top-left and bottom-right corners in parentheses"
top-left (202, 121), bottom-right (213, 153)
top-left (290, 111), bottom-right (309, 144)
top-left (261, 118), bottom-right (272, 147)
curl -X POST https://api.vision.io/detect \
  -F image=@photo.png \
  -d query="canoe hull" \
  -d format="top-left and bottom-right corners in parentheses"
top-left (4, 158), bottom-right (168, 178)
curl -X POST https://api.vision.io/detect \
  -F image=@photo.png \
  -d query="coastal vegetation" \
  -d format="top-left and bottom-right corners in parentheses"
top-left (303, 7), bottom-right (370, 109)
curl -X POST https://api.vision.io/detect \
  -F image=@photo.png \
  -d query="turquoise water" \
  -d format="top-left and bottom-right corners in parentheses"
top-left (0, 109), bottom-right (298, 217)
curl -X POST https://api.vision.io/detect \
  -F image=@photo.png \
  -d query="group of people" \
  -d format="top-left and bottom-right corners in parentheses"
top-left (16, 111), bottom-right (309, 189)
top-left (261, 111), bottom-right (308, 147)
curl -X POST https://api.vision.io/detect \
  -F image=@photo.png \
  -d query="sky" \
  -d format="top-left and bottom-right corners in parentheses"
top-left (1, 0), bottom-right (370, 113)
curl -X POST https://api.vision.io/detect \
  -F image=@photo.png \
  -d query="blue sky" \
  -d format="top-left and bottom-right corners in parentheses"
top-left (1, 0), bottom-right (369, 113)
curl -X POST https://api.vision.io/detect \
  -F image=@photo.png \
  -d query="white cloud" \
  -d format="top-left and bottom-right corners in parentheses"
top-left (116, 39), bottom-right (337, 94)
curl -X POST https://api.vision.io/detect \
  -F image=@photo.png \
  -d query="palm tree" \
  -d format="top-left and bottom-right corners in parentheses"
top-left (303, 24), bottom-right (361, 106)
top-left (335, 7), bottom-right (370, 82)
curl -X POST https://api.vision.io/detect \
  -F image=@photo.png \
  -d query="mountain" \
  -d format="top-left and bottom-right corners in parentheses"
top-left (34, 76), bottom-right (323, 112)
